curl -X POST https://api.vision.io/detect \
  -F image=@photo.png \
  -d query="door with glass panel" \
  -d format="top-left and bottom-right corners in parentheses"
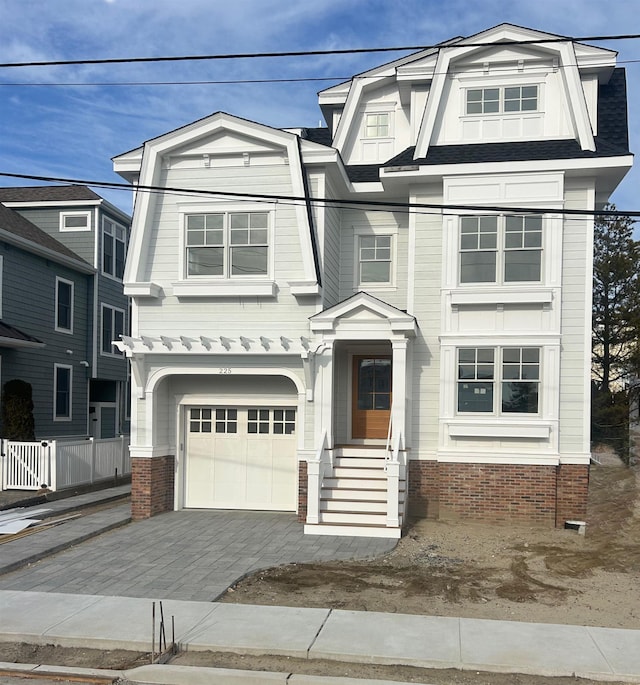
top-left (351, 356), bottom-right (392, 439)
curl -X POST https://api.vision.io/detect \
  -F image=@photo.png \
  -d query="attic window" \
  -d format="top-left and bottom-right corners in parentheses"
top-left (60, 211), bottom-right (90, 232)
top-left (364, 113), bottom-right (390, 138)
top-left (466, 85), bottom-right (538, 115)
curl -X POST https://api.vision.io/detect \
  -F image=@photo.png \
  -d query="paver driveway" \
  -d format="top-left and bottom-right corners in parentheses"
top-left (0, 510), bottom-right (396, 601)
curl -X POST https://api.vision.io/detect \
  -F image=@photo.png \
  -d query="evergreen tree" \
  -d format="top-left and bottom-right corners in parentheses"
top-left (1, 379), bottom-right (36, 441)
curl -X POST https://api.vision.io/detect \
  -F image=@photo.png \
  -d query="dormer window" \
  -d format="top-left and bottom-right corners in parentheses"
top-left (364, 113), bottom-right (390, 138)
top-left (466, 85), bottom-right (538, 115)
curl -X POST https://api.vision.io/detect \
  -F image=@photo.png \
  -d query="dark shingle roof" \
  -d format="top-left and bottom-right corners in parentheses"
top-left (341, 68), bottom-right (631, 183)
top-left (0, 203), bottom-right (91, 267)
top-left (0, 321), bottom-right (43, 347)
top-left (303, 127), bottom-right (333, 147)
top-left (0, 185), bottom-right (101, 203)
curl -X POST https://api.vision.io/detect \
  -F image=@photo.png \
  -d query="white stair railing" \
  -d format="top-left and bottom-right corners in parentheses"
top-left (386, 427), bottom-right (405, 528)
top-left (306, 430), bottom-right (328, 524)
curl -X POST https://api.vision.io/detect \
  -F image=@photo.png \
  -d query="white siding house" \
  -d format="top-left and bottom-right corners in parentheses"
top-left (113, 24), bottom-right (632, 536)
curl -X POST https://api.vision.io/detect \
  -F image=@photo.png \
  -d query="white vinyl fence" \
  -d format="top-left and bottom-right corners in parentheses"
top-left (1, 436), bottom-right (130, 492)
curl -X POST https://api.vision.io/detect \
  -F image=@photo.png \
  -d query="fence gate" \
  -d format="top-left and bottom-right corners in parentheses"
top-left (1, 440), bottom-right (51, 491)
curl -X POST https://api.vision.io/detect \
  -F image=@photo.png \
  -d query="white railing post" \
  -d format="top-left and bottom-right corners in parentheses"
top-left (90, 437), bottom-right (96, 484)
top-left (120, 434), bottom-right (125, 478)
top-left (49, 440), bottom-right (58, 492)
top-left (386, 430), bottom-right (404, 528)
top-left (306, 459), bottom-right (321, 524)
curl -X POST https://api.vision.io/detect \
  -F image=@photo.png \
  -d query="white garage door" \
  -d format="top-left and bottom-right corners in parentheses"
top-left (185, 406), bottom-right (297, 511)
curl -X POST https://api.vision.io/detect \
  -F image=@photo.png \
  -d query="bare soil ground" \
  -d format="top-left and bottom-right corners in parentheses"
top-left (1, 453), bottom-right (638, 684)
top-left (220, 456), bottom-right (640, 630)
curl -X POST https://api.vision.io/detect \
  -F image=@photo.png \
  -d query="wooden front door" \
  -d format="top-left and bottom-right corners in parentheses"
top-left (352, 356), bottom-right (392, 439)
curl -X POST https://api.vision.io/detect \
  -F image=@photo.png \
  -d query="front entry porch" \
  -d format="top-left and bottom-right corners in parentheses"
top-left (305, 292), bottom-right (416, 538)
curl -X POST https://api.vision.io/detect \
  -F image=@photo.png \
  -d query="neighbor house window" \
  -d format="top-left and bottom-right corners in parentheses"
top-left (459, 214), bottom-right (542, 284)
top-left (364, 112), bottom-right (390, 137)
top-left (185, 211), bottom-right (269, 278)
top-left (358, 235), bottom-right (392, 285)
top-left (101, 304), bottom-right (125, 355)
top-left (103, 218), bottom-right (126, 279)
top-left (54, 364), bottom-right (72, 420)
top-left (55, 277), bottom-right (74, 333)
top-left (457, 347), bottom-right (540, 414)
top-left (60, 211), bottom-right (90, 232)
top-left (466, 85), bottom-right (538, 114)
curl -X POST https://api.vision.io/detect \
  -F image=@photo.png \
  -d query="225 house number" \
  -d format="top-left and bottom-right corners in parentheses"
top-left (218, 368), bottom-right (232, 374)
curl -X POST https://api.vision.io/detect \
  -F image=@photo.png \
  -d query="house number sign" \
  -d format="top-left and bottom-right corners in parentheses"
top-left (218, 368), bottom-right (232, 374)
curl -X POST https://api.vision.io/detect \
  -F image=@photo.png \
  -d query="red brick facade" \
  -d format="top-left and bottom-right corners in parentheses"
top-left (297, 460), bottom-right (308, 522)
top-left (131, 455), bottom-right (175, 520)
top-left (408, 460), bottom-right (589, 527)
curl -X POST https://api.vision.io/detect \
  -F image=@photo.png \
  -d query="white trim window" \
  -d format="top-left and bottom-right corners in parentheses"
top-left (55, 277), bottom-right (74, 333)
top-left (364, 112), bottom-right (390, 138)
top-left (457, 347), bottom-right (540, 415)
top-left (358, 234), bottom-right (393, 286)
top-left (459, 214), bottom-right (542, 285)
top-left (60, 211), bottom-right (91, 232)
top-left (466, 85), bottom-right (538, 114)
top-left (185, 211), bottom-right (269, 278)
top-left (101, 304), bottom-right (125, 356)
top-left (103, 218), bottom-right (127, 280)
top-left (54, 364), bottom-right (72, 421)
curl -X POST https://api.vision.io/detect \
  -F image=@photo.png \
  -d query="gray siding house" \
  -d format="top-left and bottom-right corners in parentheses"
top-left (0, 186), bottom-right (132, 439)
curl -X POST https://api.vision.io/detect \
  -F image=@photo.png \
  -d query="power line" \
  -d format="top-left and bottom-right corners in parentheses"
top-left (1, 33), bottom-right (639, 70)
top-left (4, 57), bottom-right (640, 88)
top-left (1, 171), bottom-right (638, 220)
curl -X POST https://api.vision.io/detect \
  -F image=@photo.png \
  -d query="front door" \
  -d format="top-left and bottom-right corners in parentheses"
top-left (351, 356), bottom-right (392, 439)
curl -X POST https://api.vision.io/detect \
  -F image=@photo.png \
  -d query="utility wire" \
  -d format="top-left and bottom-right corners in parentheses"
top-left (1, 171), bottom-right (638, 220)
top-left (1, 33), bottom-right (639, 69)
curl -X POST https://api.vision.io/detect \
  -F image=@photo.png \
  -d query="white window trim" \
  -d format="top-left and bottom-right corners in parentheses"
top-left (102, 217), bottom-right (127, 282)
top-left (353, 226), bottom-right (397, 290)
top-left (455, 212), bottom-right (547, 288)
top-left (53, 363), bottom-right (73, 422)
top-left (174, 201), bottom-right (276, 298)
top-left (54, 277), bottom-right (74, 334)
top-left (60, 211), bottom-right (91, 232)
top-left (100, 303), bottom-right (126, 357)
top-left (456, 345), bottom-right (542, 418)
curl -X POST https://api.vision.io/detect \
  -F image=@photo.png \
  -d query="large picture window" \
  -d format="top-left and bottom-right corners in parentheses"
top-left (459, 214), bottom-right (542, 284)
top-left (186, 211), bottom-right (269, 278)
top-left (457, 347), bottom-right (540, 414)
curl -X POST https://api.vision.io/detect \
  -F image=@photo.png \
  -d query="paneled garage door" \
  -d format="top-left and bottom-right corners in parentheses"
top-left (185, 406), bottom-right (297, 511)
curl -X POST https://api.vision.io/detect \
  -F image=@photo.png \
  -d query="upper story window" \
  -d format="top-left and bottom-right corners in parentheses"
top-left (55, 277), bottom-right (74, 333)
top-left (364, 113), bottom-right (390, 138)
top-left (459, 215), bottom-right (542, 285)
top-left (60, 211), bottom-right (90, 232)
top-left (358, 235), bottom-right (392, 286)
top-left (457, 347), bottom-right (540, 415)
top-left (103, 218), bottom-right (126, 280)
top-left (186, 211), bottom-right (269, 278)
top-left (101, 304), bottom-right (125, 356)
top-left (466, 85), bottom-right (538, 115)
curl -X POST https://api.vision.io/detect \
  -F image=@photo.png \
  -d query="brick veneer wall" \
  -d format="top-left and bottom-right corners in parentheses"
top-left (408, 461), bottom-right (589, 527)
top-left (297, 460), bottom-right (308, 523)
top-left (131, 455), bottom-right (175, 520)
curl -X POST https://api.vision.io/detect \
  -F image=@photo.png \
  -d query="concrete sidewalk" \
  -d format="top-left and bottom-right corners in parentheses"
top-left (1, 590), bottom-right (639, 682)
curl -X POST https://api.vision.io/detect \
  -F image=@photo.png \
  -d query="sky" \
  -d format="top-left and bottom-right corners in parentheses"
top-left (1, 0), bottom-right (639, 218)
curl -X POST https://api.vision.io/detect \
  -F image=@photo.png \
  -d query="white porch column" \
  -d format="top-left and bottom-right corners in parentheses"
top-left (315, 342), bottom-right (335, 449)
top-left (391, 338), bottom-right (408, 439)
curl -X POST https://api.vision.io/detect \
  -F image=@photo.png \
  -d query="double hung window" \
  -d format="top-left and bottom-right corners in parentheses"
top-left (101, 305), bottom-right (125, 355)
top-left (186, 212), bottom-right (269, 278)
top-left (358, 235), bottom-right (392, 285)
top-left (466, 85), bottom-right (538, 114)
top-left (459, 214), bottom-right (542, 284)
top-left (54, 364), bottom-right (72, 420)
top-left (457, 347), bottom-right (540, 414)
top-left (103, 218), bottom-right (126, 279)
top-left (55, 278), bottom-right (73, 333)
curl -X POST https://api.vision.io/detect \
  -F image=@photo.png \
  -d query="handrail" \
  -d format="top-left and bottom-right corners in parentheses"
top-left (306, 429), bottom-right (328, 525)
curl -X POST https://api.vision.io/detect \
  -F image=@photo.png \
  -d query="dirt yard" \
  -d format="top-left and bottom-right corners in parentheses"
top-left (220, 455), bottom-right (640, 630)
